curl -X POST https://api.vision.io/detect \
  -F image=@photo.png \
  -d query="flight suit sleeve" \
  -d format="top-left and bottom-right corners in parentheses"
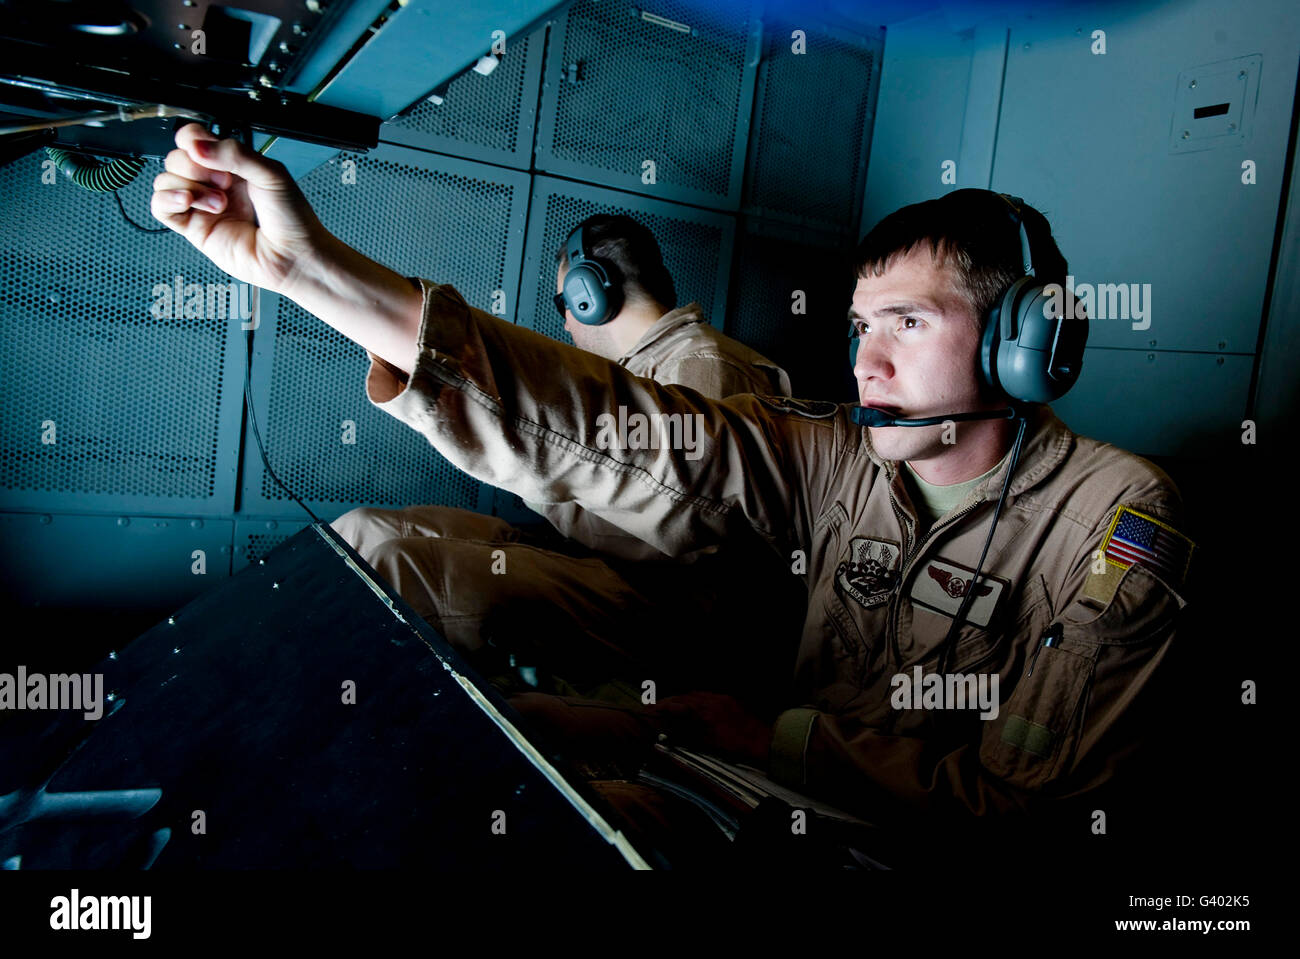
top-left (660, 353), bottom-right (791, 400)
top-left (767, 493), bottom-right (1191, 822)
top-left (362, 279), bottom-right (835, 560)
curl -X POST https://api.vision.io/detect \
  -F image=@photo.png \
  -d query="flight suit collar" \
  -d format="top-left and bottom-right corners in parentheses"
top-left (861, 402), bottom-right (1073, 505)
top-left (618, 303), bottom-right (708, 363)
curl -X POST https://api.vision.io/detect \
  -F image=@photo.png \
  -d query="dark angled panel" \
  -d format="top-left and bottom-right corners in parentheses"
top-left (0, 525), bottom-right (643, 869)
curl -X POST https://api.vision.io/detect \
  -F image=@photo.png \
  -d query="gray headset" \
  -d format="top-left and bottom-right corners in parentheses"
top-left (850, 190), bottom-right (1087, 404)
top-left (558, 223), bottom-right (623, 326)
top-left (978, 192), bottom-right (1086, 403)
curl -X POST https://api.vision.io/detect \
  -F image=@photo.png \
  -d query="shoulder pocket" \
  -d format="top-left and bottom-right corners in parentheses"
top-left (980, 562), bottom-right (1183, 791)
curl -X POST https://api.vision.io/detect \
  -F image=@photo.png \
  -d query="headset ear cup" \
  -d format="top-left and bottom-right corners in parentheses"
top-left (995, 278), bottom-right (1039, 402)
top-left (997, 278), bottom-right (1084, 403)
top-left (565, 263), bottom-right (611, 325)
top-left (979, 304), bottom-right (1001, 396)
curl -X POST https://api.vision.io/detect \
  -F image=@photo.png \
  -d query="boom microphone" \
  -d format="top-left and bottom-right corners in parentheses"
top-left (850, 406), bottom-right (1018, 427)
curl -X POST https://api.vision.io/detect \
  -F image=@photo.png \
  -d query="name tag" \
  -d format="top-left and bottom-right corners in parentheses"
top-left (910, 556), bottom-right (1007, 628)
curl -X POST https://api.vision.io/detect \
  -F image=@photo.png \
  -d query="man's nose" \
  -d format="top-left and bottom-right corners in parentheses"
top-left (853, 334), bottom-right (893, 381)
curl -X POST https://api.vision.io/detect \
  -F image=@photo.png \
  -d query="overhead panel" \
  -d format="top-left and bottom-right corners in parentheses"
top-left (381, 25), bottom-right (546, 170)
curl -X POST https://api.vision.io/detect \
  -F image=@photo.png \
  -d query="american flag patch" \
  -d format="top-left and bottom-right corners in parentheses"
top-left (1102, 506), bottom-right (1194, 588)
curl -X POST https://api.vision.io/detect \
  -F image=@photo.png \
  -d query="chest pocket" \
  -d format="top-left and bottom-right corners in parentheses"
top-left (944, 572), bottom-right (1053, 674)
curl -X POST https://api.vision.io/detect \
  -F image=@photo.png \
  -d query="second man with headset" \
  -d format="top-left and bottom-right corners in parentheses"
top-left (332, 213), bottom-right (802, 716)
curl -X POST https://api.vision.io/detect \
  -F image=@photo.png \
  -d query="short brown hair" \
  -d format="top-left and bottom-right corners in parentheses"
top-left (853, 190), bottom-right (1067, 329)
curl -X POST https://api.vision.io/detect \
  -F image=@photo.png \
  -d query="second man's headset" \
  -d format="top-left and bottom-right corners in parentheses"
top-left (556, 223), bottom-right (624, 325)
top-left (849, 190), bottom-right (1087, 406)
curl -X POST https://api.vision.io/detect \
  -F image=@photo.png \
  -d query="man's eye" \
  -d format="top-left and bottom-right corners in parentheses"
top-left (850, 320), bottom-right (869, 336)
top-left (902, 316), bottom-right (921, 329)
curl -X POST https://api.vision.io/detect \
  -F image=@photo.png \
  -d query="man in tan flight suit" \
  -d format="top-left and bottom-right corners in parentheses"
top-left (331, 214), bottom-right (796, 703)
top-left (356, 197), bottom-right (1195, 856)
top-left (152, 126), bottom-right (1194, 866)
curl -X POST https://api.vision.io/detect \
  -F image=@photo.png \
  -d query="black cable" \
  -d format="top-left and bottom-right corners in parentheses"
top-left (936, 410), bottom-right (1030, 675)
top-left (243, 327), bottom-right (323, 525)
top-left (112, 188), bottom-right (170, 233)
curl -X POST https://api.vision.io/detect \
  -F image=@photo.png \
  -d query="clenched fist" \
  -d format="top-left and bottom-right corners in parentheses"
top-left (150, 122), bottom-right (332, 297)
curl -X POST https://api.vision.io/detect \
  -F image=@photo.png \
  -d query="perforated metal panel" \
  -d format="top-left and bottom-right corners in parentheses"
top-left (726, 220), bottom-right (855, 400)
top-left (380, 26), bottom-right (544, 169)
top-left (518, 176), bottom-right (735, 343)
top-left (0, 152), bottom-right (245, 514)
top-left (744, 19), bottom-right (882, 239)
top-left (536, 0), bottom-right (760, 208)
top-left (240, 145), bottom-right (528, 516)
top-left (232, 519), bottom-right (310, 573)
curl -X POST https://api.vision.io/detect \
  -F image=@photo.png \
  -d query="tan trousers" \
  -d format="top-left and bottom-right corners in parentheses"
top-left (331, 504), bottom-right (709, 694)
top-left (329, 504), bottom-right (791, 866)
top-left (330, 503), bottom-right (800, 705)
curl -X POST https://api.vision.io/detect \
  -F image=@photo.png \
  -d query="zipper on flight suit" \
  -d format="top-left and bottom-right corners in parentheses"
top-left (884, 484), bottom-right (991, 671)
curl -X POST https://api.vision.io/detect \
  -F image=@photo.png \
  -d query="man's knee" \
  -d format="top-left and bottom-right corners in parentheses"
top-left (366, 537), bottom-right (442, 610)
top-left (330, 506), bottom-right (406, 558)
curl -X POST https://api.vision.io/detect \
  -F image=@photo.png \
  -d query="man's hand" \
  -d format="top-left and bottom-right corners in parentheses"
top-left (150, 122), bottom-right (332, 297)
top-left (150, 122), bottom-right (423, 377)
top-left (656, 691), bottom-right (771, 769)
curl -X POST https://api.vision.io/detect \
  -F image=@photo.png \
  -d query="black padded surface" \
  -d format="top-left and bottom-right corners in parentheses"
top-left (0, 524), bottom-right (636, 869)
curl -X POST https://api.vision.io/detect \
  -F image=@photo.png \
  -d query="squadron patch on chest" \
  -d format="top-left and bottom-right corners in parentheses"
top-left (834, 537), bottom-right (902, 609)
